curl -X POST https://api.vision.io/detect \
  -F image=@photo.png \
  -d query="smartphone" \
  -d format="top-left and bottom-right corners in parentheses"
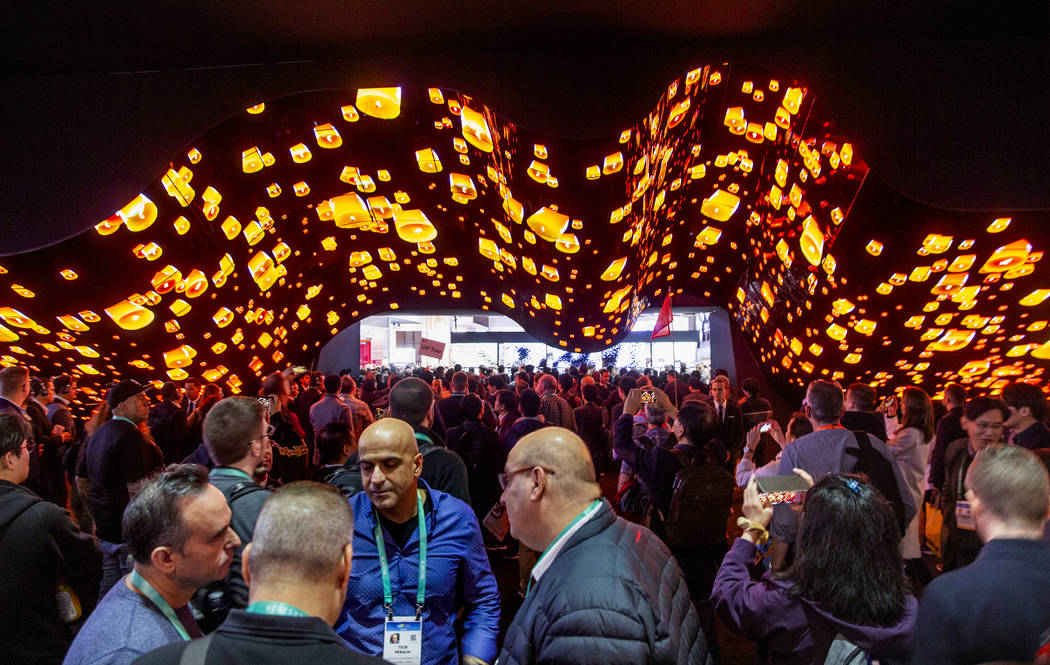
top-left (756, 474), bottom-right (810, 505)
top-left (256, 396), bottom-right (274, 409)
top-left (640, 389), bottom-right (656, 404)
top-left (760, 422), bottom-right (772, 433)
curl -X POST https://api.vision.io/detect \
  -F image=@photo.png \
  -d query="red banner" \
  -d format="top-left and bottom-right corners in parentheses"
top-left (650, 294), bottom-right (673, 340)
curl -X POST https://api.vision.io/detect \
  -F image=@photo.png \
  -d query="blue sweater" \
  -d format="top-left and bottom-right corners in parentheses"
top-left (336, 481), bottom-right (500, 665)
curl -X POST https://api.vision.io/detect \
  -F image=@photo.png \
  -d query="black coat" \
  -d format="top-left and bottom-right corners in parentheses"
top-left (498, 501), bottom-right (710, 665)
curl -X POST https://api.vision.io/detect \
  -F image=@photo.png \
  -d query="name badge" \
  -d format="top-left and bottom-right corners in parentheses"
top-left (383, 616), bottom-right (423, 665)
top-left (955, 500), bottom-right (975, 531)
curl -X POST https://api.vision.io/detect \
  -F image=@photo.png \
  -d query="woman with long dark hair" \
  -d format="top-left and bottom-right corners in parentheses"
top-left (887, 386), bottom-right (934, 578)
top-left (712, 474), bottom-right (917, 664)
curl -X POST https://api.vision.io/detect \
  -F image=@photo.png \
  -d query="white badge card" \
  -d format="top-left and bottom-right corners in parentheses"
top-left (955, 500), bottom-right (976, 531)
top-left (383, 617), bottom-right (423, 665)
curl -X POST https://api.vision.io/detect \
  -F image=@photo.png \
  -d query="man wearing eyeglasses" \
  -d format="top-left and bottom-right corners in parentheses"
top-left (0, 412), bottom-right (100, 665)
top-left (336, 418), bottom-right (500, 665)
top-left (940, 396), bottom-right (1008, 572)
top-left (196, 397), bottom-right (275, 630)
top-left (498, 427), bottom-right (710, 665)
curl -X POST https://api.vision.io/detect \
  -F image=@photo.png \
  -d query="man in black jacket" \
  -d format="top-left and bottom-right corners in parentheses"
top-left (841, 382), bottom-right (887, 441)
top-left (0, 412), bottom-right (100, 665)
top-left (499, 427), bottom-right (710, 665)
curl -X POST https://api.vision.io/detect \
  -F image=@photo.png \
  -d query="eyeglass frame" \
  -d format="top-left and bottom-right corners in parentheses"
top-left (246, 424), bottom-right (276, 448)
top-left (498, 465), bottom-right (556, 490)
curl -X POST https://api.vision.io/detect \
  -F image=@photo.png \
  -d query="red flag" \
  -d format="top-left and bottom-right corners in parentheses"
top-left (650, 294), bottom-right (673, 340)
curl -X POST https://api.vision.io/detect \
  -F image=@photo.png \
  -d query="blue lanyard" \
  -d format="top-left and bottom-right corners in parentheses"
top-left (374, 491), bottom-right (427, 619)
top-left (129, 570), bottom-right (192, 641)
top-left (246, 601), bottom-right (309, 617)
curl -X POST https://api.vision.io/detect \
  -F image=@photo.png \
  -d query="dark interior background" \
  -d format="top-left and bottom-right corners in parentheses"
top-left (2, 2), bottom-right (1049, 255)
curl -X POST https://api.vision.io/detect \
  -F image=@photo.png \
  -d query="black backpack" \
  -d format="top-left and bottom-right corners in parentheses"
top-left (664, 449), bottom-right (734, 550)
top-left (192, 480), bottom-right (269, 633)
top-left (843, 430), bottom-right (908, 536)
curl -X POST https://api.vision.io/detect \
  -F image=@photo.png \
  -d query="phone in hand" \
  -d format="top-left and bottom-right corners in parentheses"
top-left (640, 389), bottom-right (656, 404)
top-left (760, 422), bottom-right (772, 433)
top-left (755, 474), bottom-right (810, 504)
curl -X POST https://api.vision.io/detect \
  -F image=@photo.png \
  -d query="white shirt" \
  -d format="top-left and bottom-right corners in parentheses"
top-left (531, 500), bottom-right (603, 583)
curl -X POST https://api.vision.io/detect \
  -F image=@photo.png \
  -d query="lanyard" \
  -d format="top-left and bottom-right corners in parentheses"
top-left (527, 499), bottom-right (602, 596)
top-left (210, 467), bottom-right (253, 481)
top-left (957, 453), bottom-right (974, 497)
top-left (374, 491), bottom-right (427, 619)
top-left (129, 570), bottom-right (192, 641)
top-left (246, 601), bottom-right (309, 617)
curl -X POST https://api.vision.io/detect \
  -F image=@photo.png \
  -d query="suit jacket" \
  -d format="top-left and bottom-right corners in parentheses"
top-left (708, 400), bottom-right (743, 451)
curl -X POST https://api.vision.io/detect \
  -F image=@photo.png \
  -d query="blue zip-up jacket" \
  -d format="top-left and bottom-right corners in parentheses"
top-left (336, 479), bottom-right (500, 665)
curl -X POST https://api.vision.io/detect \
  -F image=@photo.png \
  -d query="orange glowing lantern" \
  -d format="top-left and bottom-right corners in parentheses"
top-left (460, 106), bottom-right (494, 152)
top-left (393, 209), bottom-right (437, 243)
top-left (163, 344), bottom-right (197, 369)
top-left (799, 216), bottom-right (824, 267)
top-left (161, 167), bottom-right (194, 205)
top-left (117, 195), bottom-right (158, 232)
top-left (356, 87), bottom-right (401, 119)
top-left (289, 143), bottom-right (312, 163)
top-left (526, 207), bottom-right (570, 243)
top-left (980, 240), bottom-right (1032, 273)
top-left (700, 190), bottom-right (740, 222)
top-left (415, 148), bottom-right (442, 173)
top-left (603, 152), bottom-right (624, 175)
top-left (242, 147), bottom-right (265, 173)
top-left (104, 299), bottom-right (155, 331)
top-left (330, 192), bottom-right (372, 228)
top-left (314, 123), bottom-right (342, 148)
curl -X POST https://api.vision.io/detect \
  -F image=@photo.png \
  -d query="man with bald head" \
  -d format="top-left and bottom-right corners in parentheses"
top-left (336, 419), bottom-right (500, 665)
top-left (499, 427), bottom-right (710, 665)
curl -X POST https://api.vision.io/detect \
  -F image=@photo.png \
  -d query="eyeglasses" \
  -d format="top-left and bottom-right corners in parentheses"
top-left (22, 441), bottom-right (36, 454)
top-left (498, 465), bottom-right (555, 489)
top-left (246, 424), bottom-right (276, 447)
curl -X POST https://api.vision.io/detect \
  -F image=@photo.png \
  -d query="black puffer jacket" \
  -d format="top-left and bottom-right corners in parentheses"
top-left (499, 501), bottom-right (711, 665)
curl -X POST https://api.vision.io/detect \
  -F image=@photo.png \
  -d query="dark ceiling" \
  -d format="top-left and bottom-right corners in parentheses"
top-left (2, 2), bottom-right (1049, 254)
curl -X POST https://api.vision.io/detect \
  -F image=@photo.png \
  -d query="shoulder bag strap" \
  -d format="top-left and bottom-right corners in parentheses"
top-left (178, 633), bottom-right (214, 665)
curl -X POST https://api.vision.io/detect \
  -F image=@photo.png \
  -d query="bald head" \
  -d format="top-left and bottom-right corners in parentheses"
top-left (511, 427), bottom-right (598, 502)
top-left (359, 418), bottom-right (417, 458)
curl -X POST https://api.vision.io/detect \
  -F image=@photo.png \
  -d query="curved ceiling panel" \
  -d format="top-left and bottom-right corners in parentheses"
top-left (0, 63), bottom-right (1046, 403)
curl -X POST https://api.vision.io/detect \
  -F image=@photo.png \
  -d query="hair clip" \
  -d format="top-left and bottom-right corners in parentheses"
top-left (844, 478), bottom-right (861, 495)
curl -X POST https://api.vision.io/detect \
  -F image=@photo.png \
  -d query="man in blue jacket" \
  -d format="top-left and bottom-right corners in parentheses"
top-left (336, 418), bottom-right (500, 665)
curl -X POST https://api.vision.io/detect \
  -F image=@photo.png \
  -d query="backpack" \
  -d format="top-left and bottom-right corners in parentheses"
top-left (192, 480), bottom-right (269, 633)
top-left (663, 449), bottom-right (734, 550)
top-left (823, 634), bottom-right (870, 665)
top-left (843, 431), bottom-right (907, 536)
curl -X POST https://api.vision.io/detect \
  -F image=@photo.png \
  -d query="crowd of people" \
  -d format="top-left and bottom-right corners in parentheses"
top-left (1, 359), bottom-right (1049, 665)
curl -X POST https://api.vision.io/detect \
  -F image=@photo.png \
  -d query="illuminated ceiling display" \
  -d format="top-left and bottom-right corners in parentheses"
top-left (0, 63), bottom-right (1046, 403)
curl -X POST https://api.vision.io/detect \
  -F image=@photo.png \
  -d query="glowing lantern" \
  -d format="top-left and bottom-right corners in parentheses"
top-left (449, 173), bottom-right (477, 203)
top-left (341, 105), bottom-right (359, 122)
top-left (161, 167), bottom-right (194, 205)
top-left (541, 265), bottom-right (560, 282)
top-left (601, 257), bottom-right (627, 281)
top-left (243, 220), bottom-right (265, 246)
top-left (723, 106), bottom-right (746, 134)
top-left (182, 270), bottom-right (208, 298)
top-left (242, 147), bottom-right (264, 173)
top-left (314, 123), bottom-right (342, 148)
top-left (116, 195), bottom-right (157, 232)
top-left (526, 207), bottom-right (570, 243)
top-left (987, 217), bottom-right (1011, 233)
top-left (201, 186), bottom-right (221, 220)
top-left (460, 106), bottom-right (494, 152)
top-left (522, 257), bottom-right (537, 275)
top-left (362, 265), bottom-right (382, 281)
top-left (980, 240), bottom-right (1032, 273)
top-left (246, 103), bottom-right (265, 114)
top-left (1021, 289), bottom-right (1050, 306)
top-left (348, 251), bottom-right (373, 268)
top-left (667, 98), bottom-right (690, 128)
top-left (477, 238), bottom-right (500, 262)
top-left (826, 324), bottom-right (847, 341)
top-left (927, 329), bottom-right (975, 352)
top-left (393, 209), bottom-right (437, 243)
top-left (700, 190), bottom-right (740, 222)
top-left (799, 216), bottom-right (824, 267)
top-left (104, 300), bottom-right (154, 331)
top-left (0, 325), bottom-right (17, 342)
top-left (169, 299), bottom-right (191, 317)
top-left (503, 197), bottom-right (524, 224)
top-left (831, 299), bottom-right (855, 316)
top-left (356, 87), bottom-right (401, 119)
top-left (921, 234), bottom-right (953, 254)
top-left (782, 87), bottom-right (804, 114)
top-left (329, 192), bottom-right (371, 228)
top-left (56, 315), bottom-right (88, 332)
top-left (931, 273), bottom-right (968, 296)
top-left (555, 233), bottom-right (580, 254)
top-left (163, 344), bottom-right (197, 369)
top-left (289, 143), bottom-right (312, 163)
top-left (527, 161), bottom-right (550, 184)
top-left (213, 307), bottom-right (234, 328)
top-left (296, 305), bottom-right (311, 321)
top-left (321, 236), bottom-right (337, 251)
top-left (602, 152), bottom-right (624, 175)
top-left (854, 320), bottom-right (877, 336)
top-left (695, 226), bottom-right (722, 246)
top-left (151, 265), bottom-right (182, 294)
top-left (415, 148), bottom-right (442, 173)
top-left (247, 251), bottom-right (282, 292)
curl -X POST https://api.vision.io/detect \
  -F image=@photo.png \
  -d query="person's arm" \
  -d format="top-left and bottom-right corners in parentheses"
top-left (712, 479), bottom-right (780, 638)
top-left (875, 434), bottom-right (919, 525)
top-left (458, 511), bottom-right (501, 665)
top-left (611, 413), bottom-right (642, 471)
top-left (118, 430), bottom-right (147, 499)
top-left (45, 503), bottom-right (102, 613)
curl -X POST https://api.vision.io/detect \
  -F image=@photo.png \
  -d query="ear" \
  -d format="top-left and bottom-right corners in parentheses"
top-left (150, 546), bottom-right (178, 575)
top-left (1020, 406), bottom-right (1033, 419)
top-left (412, 452), bottom-right (424, 478)
top-left (529, 467), bottom-right (548, 502)
top-left (338, 543), bottom-right (353, 589)
top-left (241, 542), bottom-right (253, 587)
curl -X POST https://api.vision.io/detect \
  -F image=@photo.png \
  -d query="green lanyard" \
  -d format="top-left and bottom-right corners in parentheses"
top-left (209, 467), bottom-right (253, 481)
top-left (246, 601), bottom-right (309, 617)
top-left (374, 491), bottom-right (427, 620)
top-left (527, 499), bottom-right (602, 596)
top-left (129, 570), bottom-right (192, 641)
